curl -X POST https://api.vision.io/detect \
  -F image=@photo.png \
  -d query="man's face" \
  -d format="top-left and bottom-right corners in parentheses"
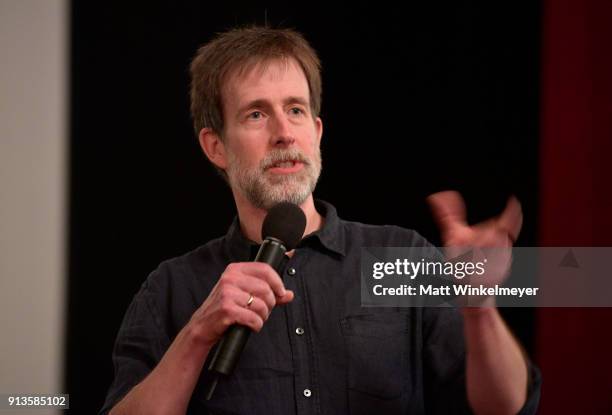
top-left (219, 58), bottom-right (323, 210)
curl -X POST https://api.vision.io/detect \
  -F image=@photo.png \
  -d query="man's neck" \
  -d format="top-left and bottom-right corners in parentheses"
top-left (233, 192), bottom-right (323, 244)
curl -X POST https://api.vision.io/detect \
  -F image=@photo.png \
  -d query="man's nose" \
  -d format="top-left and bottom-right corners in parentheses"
top-left (269, 114), bottom-right (295, 147)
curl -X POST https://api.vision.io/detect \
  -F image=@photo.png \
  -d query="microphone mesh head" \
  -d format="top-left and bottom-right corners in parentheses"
top-left (261, 202), bottom-right (307, 250)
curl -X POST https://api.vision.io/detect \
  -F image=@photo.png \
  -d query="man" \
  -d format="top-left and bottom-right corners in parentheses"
top-left (101, 26), bottom-right (540, 414)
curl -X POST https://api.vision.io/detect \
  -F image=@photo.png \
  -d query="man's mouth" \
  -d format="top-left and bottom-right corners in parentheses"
top-left (274, 160), bottom-right (297, 168)
top-left (266, 159), bottom-right (304, 174)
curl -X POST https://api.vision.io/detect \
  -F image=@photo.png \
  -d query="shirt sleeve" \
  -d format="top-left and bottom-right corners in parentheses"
top-left (422, 307), bottom-right (542, 415)
top-left (518, 362), bottom-right (542, 415)
top-left (422, 306), bottom-right (473, 414)
top-left (98, 271), bottom-right (171, 415)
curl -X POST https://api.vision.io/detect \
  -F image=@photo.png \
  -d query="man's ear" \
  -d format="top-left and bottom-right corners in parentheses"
top-left (198, 128), bottom-right (228, 169)
top-left (315, 116), bottom-right (323, 146)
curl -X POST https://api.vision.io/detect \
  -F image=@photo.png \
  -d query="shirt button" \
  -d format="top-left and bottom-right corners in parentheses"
top-left (295, 327), bottom-right (305, 335)
top-left (287, 267), bottom-right (297, 276)
top-left (303, 389), bottom-right (312, 398)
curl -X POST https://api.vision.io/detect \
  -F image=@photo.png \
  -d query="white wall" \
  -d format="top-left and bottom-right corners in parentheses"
top-left (0, 0), bottom-right (67, 413)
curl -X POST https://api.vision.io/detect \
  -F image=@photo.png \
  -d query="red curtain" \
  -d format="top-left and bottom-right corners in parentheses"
top-left (538, 0), bottom-right (612, 413)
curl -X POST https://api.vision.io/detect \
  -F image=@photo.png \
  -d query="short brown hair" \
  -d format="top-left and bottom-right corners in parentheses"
top-left (189, 26), bottom-right (322, 137)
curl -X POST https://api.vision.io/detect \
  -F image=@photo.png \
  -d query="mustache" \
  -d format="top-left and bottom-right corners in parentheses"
top-left (260, 149), bottom-right (311, 170)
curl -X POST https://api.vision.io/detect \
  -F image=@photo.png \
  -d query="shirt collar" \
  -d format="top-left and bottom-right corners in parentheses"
top-left (303, 199), bottom-right (347, 257)
top-left (223, 199), bottom-right (347, 262)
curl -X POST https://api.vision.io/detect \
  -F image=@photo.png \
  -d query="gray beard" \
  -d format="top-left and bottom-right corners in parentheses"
top-left (226, 147), bottom-right (322, 210)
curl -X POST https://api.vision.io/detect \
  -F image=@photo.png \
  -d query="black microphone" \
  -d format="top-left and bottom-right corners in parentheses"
top-left (204, 202), bottom-right (307, 400)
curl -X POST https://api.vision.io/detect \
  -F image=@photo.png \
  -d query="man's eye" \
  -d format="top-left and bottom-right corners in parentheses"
top-left (248, 111), bottom-right (263, 119)
top-left (290, 107), bottom-right (305, 115)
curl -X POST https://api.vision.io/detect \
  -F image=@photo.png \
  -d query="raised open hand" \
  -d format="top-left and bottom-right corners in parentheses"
top-left (427, 190), bottom-right (522, 305)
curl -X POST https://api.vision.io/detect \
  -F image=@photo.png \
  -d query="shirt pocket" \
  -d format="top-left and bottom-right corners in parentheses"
top-left (340, 312), bottom-right (411, 413)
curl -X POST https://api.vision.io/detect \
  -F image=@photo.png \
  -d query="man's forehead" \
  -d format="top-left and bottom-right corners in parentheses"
top-left (221, 57), bottom-right (310, 105)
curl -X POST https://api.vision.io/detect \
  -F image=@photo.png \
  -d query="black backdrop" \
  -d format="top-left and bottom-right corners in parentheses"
top-left (67, 1), bottom-right (541, 413)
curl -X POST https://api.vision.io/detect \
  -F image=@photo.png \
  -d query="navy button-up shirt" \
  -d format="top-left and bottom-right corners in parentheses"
top-left (100, 200), bottom-right (540, 414)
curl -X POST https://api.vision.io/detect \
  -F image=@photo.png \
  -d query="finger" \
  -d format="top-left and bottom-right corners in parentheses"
top-left (233, 274), bottom-right (276, 309)
top-left (426, 191), bottom-right (468, 236)
top-left (238, 262), bottom-right (287, 298)
top-left (244, 295), bottom-right (270, 321)
top-left (232, 306), bottom-right (265, 332)
top-left (496, 196), bottom-right (523, 243)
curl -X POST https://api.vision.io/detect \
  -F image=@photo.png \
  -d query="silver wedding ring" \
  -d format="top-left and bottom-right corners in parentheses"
top-left (246, 294), bottom-right (254, 308)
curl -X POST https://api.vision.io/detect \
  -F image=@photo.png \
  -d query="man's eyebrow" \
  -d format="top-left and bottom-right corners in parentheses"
top-left (237, 99), bottom-right (269, 114)
top-left (284, 96), bottom-right (309, 107)
top-left (237, 96), bottom-right (309, 115)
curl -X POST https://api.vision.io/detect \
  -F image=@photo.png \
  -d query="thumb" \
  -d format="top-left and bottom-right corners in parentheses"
top-left (496, 195), bottom-right (523, 243)
top-left (277, 289), bottom-right (294, 305)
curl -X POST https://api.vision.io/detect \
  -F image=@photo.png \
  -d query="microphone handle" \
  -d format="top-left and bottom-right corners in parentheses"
top-left (204, 238), bottom-right (287, 399)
